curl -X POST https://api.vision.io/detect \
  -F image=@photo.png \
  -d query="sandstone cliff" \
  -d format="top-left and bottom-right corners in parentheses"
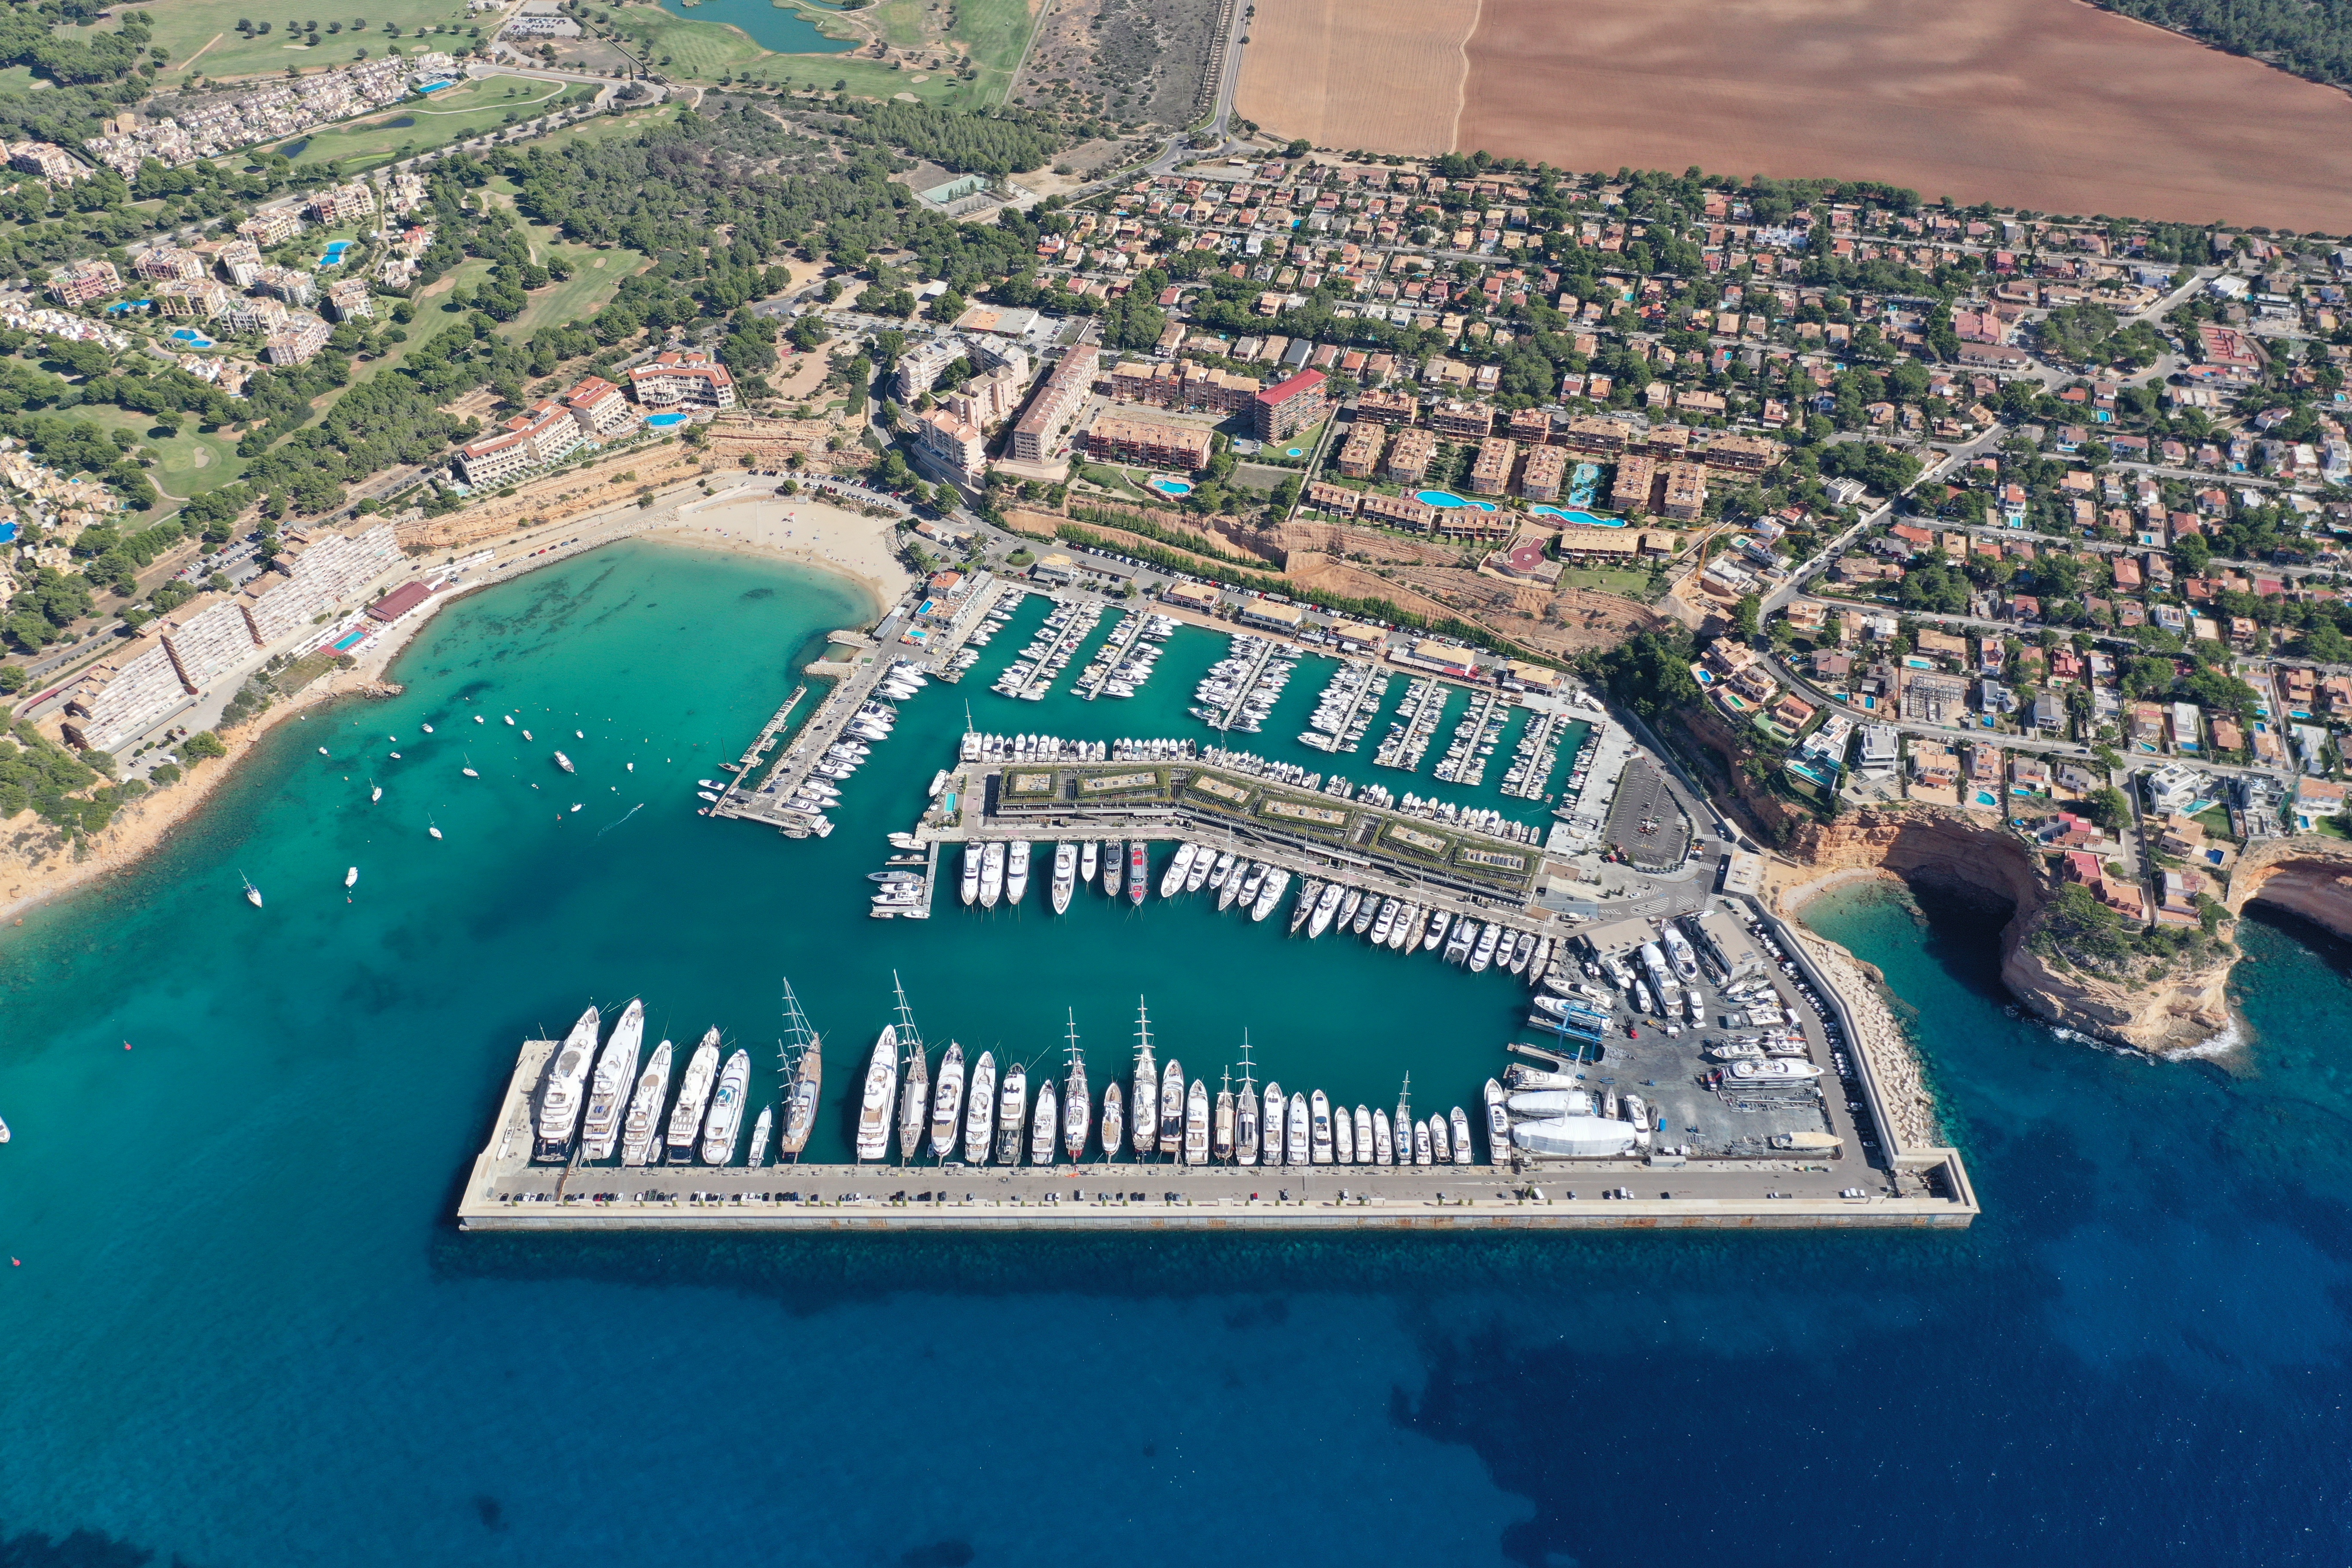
top-left (1779, 806), bottom-right (2233, 1054)
top-left (2229, 836), bottom-right (2352, 942)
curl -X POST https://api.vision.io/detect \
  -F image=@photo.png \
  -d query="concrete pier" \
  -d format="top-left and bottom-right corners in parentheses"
top-left (457, 1041), bottom-right (1977, 1232)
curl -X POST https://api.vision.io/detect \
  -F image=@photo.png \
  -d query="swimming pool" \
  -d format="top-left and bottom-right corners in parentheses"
top-left (417, 79), bottom-right (454, 92)
top-left (1416, 490), bottom-right (1498, 512)
top-left (1972, 789), bottom-right (2001, 808)
top-left (1531, 505), bottom-right (1623, 527)
top-left (318, 241), bottom-right (350, 267)
top-left (169, 328), bottom-right (214, 348)
top-left (1148, 477), bottom-right (1193, 497)
top-left (644, 412), bottom-right (689, 429)
top-left (1282, 446), bottom-right (1305, 459)
top-left (1902, 656), bottom-right (1936, 671)
top-left (331, 628), bottom-right (368, 653)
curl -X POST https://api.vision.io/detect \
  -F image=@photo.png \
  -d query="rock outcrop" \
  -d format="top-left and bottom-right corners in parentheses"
top-left (1779, 806), bottom-right (2233, 1054)
top-left (2229, 837), bottom-right (2352, 941)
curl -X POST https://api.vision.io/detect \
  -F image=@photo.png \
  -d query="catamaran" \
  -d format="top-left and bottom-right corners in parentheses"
top-left (1062, 1013), bottom-right (1090, 1162)
top-left (962, 1050), bottom-right (998, 1164)
top-left (533, 1004), bottom-right (604, 1161)
top-left (700, 1049), bottom-right (751, 1164)
top-left (1131, 1000), bottom-right (1160, 1157)
top-left (993, 1061), bottom-right (1028, 1165)
top-left (778, 978), bottom-right (823, 1161)
top-left (665, 1029), bottom-right (722, 1164)
top-left (579, 1000), bottom-right (647, 1161)
top-left (620, 1038), bottom-right (674, 1167)
top-left (1050, 842), bottom-right (1077, 914)
top-left (855, 1024), bottom-right (897, 1162)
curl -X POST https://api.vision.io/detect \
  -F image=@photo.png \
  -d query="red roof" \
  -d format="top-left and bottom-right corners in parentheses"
top-left (1256, 368), bottom-right (1326, 407)
top-left (365, 581), bottom-right (434, 623)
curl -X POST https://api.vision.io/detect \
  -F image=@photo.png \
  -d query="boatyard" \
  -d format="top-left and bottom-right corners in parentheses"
top-left (454, 572), bottom-right (1981, 1232)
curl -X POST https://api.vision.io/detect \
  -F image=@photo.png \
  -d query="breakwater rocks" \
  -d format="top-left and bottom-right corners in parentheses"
top-left (1779, 918), bottom-right (1945, 1152)
top-left (1780, 806), bottom-right (2233, 1055)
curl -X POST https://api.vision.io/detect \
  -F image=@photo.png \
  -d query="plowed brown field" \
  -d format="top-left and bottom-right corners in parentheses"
top-left (1238, 0), bottom-right (2352, 230)
top-left (1234, 0), bottom-right (1476, 155)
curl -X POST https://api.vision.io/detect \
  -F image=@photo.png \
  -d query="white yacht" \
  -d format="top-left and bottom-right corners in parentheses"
top-left (533, 1004), bottom-right (605, 1161)
top-left (553, 750), bottom-right (574, 773)
top-left (1286, 1092), bottom-right (1311, 1167)
top-left (1310, 1090), bottom-right (1334, 1164)
top-left (1369, 897), bottom-right (1398, 947)
top-left (960, 846), bottom-right (980, 906)
top-left (1413, 1117), bottom-right (1434, 1167)
top-left (1260, 1080), bottom-right (1285, 1168)
top-left (855, 1024), bottom-right (897, 1161)
top-left (1100, 1080), bottom-right (1124, 1162)
top-left (1102, 841), bottom-right (1123, 897)
top-left (1335, 887), bottom-right (1363, 932)
top-left (1423, 910), bottom-right (1451, 952)
top-left (994, 1061), bottom-right (1028, 1165)
top-left (980, 841), bottom-right (1005, 908)
top-left (1159, 842), bottom-right (1196, 899)
top-left (1050, 842), bottom-right (1077, 914)
top-left (1250, 867), bottom-right (1289, 923)
top-left (1308, 882), bottom-right (1342, 938)
top-left (578, 1000), bottom-right (646, 1161)
top-left (1373, 1106), bottom-right (1394, 1166)
top-left (664, 1029), bottom-right (722, 1163)
top-left (1207, 849), bottom-right (1236, 890)
top-left (1029, 1078), bottom-right (1059, 1166)
top-left (929, 1042), bottom-right (968, 1160)
top-left (619, 1038), bottom-right (673, 1167)
top-left (1004, 840), bottom-right (1031, 905)
top-left (745, 1106), bottom-right (772, 1168)
top-left (1469, 922), bottom-right (1501, 972)
top-left (962, 1050), bottom-right (998, 1164)
top-left (1333, 1102), bottom-right (1355, 1164)
top-left (1080, 840), bottom-right (1100, 885)
top-left (1063, 1019), bottom-right (1091, 1162)
top-left (1131, 1002), bottom-right (1160, 1157)
top-left (1159, 1058), bottom-right (1185, 1156)
top-left (700, 1049), bottom-right (750, 1164)
top-left (897, 1033), bottom-right (929, 1163)
top-left (1183, 1078), bottom-right (1210, 1165)
top-left (1449, 1106), bottom-right (1473, 1165)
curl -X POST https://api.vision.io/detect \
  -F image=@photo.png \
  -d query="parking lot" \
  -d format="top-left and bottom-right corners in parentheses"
top-left (1602, 753), bottom-right (1692, 871)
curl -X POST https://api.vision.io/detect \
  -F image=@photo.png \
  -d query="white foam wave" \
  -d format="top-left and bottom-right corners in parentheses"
top-left (2163, 1016), bottom-right (2248, 1062)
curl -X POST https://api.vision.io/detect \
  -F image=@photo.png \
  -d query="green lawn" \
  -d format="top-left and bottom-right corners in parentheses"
top-left (73, 405), bottom-right (248, 502)
top-left (89, 0), bottom-right (484, 84)
top-left (504, 245), bottom-right (648, 337)
top-left (619, 0), bottom-right (1021, 102)
top-left (867, 0), bottom-right (1031, 97)
top-left (615, 8), bottom-right (772, 78)
top-left (280, 78), bottom-right (596, 172)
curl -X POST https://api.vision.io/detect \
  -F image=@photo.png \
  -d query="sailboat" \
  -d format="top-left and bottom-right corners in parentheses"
top-left (1395, 1074), bottom-right (1416, 1167)
top-left (427, 817), bottom-right (443, 840)
top-left (855, 1023), bottom-right (897, 1162)
top-left (1213, 1071), bottom-right (1235, 1164)
top-left (1235, 1037), bottom-right (1259, 1168)
top-left (1062, 1012), bottom-right (1090, 1163)
top-left (963, 1050), bottom-right (998, 1164)
top-left (241, 871), bottom-right (263, 908)
top-left (777, 977), bottom-right (822, 1161)
top-left (1130, 999), bottom-right (1159, 1158)
top-left (462, 755), bottom-right (479, 778)
top-left (370, 781), bottom-right (381, 802)
top-left (891, 975), bottom-right (928, 1163)
top-left (929, 1041), bottom-right (968, 1161)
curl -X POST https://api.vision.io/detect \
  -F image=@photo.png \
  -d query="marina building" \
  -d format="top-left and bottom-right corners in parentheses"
top-left (1235, 598), bottom-right (1306, 633)
top-left (628, 349), bottom-right (736, 411)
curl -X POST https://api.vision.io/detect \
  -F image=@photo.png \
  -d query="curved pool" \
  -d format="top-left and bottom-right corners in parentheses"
top-left (645, 412), bottom-right (689, 429)
top-left (1415, 490), bottom-right (1498, 512)
top-left (1531, 505), bottom-right (1623, 527)
top-left (1148, 477), bottom-right (1193, 497)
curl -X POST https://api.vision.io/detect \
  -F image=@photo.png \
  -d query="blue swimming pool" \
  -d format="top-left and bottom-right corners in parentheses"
top-left (318, 241), bottom-right (350, 267)
top-left (645, 412), bottom-right (689, 429)
top-left (1416, 490), bottom-right (1498, 512)
top-left (1148, 477), bottom-right (1193, 497)
top-left (417, 79), bottom-right (454, 92)
top-left (168, 328), bottom-right (214, 348)
top-left (1531, 505), bottom-right (1623, 527)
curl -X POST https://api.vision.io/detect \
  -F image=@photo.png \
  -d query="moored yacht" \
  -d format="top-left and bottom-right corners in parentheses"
top-left (1207, 849), bottom-right (1236, 890)
top-left (1080, 840), bottom-right (1100, 885)
top-left (745, 1106), bottom-right (772, 1169)
top-left (1103, 840), bottom-right (1124, 897)
top-left (1484, 1079), bottom-right (1510, 1163)
top-left (1308, 881), bottom-right (1342, 938)
top-left (994, 1060), bottom-right (1029, 1164)
top-left (778, 983), bottom-right (823, 1161)
top-left (1373, 1106), bottom-right (1394, 1166)
top-left (1250, 868), bottom-right (1289, 922)
top-left (1063, 1031), bottom-right (1091, 1163)
top-left (1289, 878), bottom-right (1321, 934)
top-left (1310, 1090), bottom-right (1334, 1164)
top-left (1413, 1116), bottom-right (1434, 1167)
top-left (929, 1042), bottom-right (967, 1160)
top-left (1423, 910), bottom-right (1452, 952)
top-left (962, 1050), bottom-right (998, 1164)
top-left (1004, 840), bottom-right (1031, 905)
top-left (1369, 897), bottom-right (1398, 946)
top-left (619, 1038), bottom-right (674, 1167)
top-left (1353, 1104), bottom-right (1373, 1165)
top-left (1444, 919), bottom-right (1475, 964)
top-left (1159, 1058), bottom-right (1185, 1156)
top-left (1100, 1080), bottom-right (1124, 1162)
top-left (578, 1000), bottom-right (646, 1161)
top-left (700, 1048), bottom-right (750, 1164)
top-left (1131, 1001), bottom-right (1160, 1157)
top-left (960, 846), bottom-right (980, 906)
top-left (665, 1029), bottom-right (723, 1163)
top-left (1213, 1073), bottom-right (1236, 1164)
top-left (1160, 842), bottom-right (1196, 899)
top-left (1469, 922), bottom-right (1501, 972)
top-left (1286, 1092), bottom-right (1311, 1167)
top-left (1050, 842), bottom-right (1077, 914)
top-left (1260, 1080), bottom-right (1285, 1168)
top-left (534, 1004), bottom-right (606, 1161)
top-left (1184, 1078), bottom-right (1209, 1166)
top-left (1334, 887), bottom-right (1363, 932)
top-left (980, 842), bottom-right (1005, 909)
top-left (1449, 1106), bottom-right (1473, 1165)
top-left (1029, 1078), bottom-right (1059, 1166)
top-left (1333, 1101), bottom-right (1355, 1164)
top-left (1127, 842), bottom-right (1146, 905)
top-left (855, 1025), bottom-right (897, 1161)
top-left (1184, 845), bottom-right (1215, 894)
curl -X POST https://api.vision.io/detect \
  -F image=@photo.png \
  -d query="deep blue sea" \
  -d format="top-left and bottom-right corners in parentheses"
top-left (3, 542), bottom-right (2350, 1566)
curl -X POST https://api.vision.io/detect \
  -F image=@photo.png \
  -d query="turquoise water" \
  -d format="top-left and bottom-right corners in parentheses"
top-left (6, 545), bottom-right (2352, 1562)
top-left (657, 0), bottom-right (854, 54)
top-left (1148, 477), bottom-right (1192, 496)
top-left (1417, 489), bottom-right (1498, 511)
top-left (1529, 505), bottom-right (1619, 527)
top-left (645, 411), bottom-right (689, 428)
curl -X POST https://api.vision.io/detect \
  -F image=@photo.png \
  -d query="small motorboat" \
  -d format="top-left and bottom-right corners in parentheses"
top-left (343, 867), bottom-right (358, 889)
top-left (421, 723), bottom-right (434, 733)
top-left (370, 782), bottom-right (382, 802)
top-left (317, 747), bottom-right (328, 756)
top-left (428, 818), bottom-right (443, 840)
top-left (553, 752), bottom-right (575, 773)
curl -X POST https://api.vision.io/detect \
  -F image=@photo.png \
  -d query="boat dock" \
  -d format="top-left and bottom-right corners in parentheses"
top-left (456, 1039), bottom-right (1976, 1232)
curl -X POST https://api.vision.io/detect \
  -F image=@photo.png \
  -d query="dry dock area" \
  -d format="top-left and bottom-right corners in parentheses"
top-left (456, 1041), bottom-right (1977, 1231)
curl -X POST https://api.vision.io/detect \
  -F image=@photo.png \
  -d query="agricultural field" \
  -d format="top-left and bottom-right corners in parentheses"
top-left (92, 0), bottom-right (484, 84)
top-left (278, 77), bottom-right (596, 171)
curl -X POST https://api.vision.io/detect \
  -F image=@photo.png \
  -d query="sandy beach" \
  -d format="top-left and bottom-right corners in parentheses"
top-left (0, 478), bottom-right (919, 928)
